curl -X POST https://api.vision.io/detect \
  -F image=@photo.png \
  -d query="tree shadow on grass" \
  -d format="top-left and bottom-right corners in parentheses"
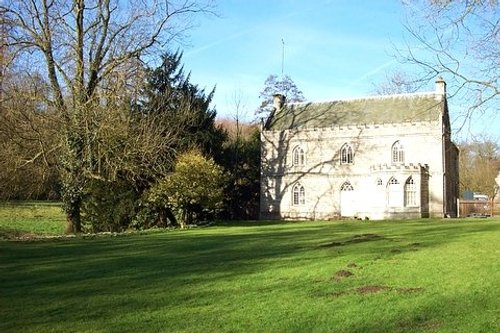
top-left (1, 219), bottom-right (499, 331)
top-left (3, 219), bottom-right (499, 285)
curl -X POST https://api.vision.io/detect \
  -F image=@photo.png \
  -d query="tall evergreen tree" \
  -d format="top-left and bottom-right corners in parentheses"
top-left (137, 51), bottom-right (226, 162)
top-left (130, 51), bottom-right (226, 228)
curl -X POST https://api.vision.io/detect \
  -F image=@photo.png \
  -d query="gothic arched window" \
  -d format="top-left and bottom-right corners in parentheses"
top-left (340, 143), bottom-right (353, 164)
top-left (292, 183), bottom-right (305, 205)
top-left (292, 146), bottom-right (305, 166)
top-left (392, 141), bottom-right (404, 164)
top-left (405, 177), bottom-right (417, 206)
top-left (387, 177), bottom-right (401, 207)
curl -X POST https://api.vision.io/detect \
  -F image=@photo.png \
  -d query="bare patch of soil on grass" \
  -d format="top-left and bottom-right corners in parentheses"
top-left (396, 287), bottom-right (424, 294)
top-left (333, 270), bottom-right (354, 281)
top-left (354, 285), bottom-right (425, 295)
top-left (390, 242), bottom-right (422, 254)
top-left (355, 285), bottom-right (390, 294)
top-left (329, 285), bottom-right (424, 298)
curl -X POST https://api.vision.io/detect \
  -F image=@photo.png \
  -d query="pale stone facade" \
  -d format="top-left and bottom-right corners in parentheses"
top-left (496, 172), bottom-right (500, 192)
top-left (260, 78), bottom-right (459, 220)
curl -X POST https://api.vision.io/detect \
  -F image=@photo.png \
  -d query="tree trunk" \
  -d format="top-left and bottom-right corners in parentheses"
top-left (66, 197), bottom-right (82, 233)
top-left (61, 133), bottom-right (85, 234)
top-left (165, 207), bottom-right (178, 227)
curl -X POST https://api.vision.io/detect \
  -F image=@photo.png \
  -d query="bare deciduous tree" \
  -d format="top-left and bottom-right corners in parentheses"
top-left (372, 70), bottom-right (423, 95)
top-left (1, 0), bottom-right (215, 232)
top-left (0, 70), bottom-right (60, 199)
top-left (459, 137), bottom-right (500, 200)
top-left (398, 0), bottom-right (499, 127)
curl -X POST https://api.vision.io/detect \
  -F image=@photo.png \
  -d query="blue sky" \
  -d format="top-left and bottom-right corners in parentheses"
top-left (180, 0), bottom-right (498, 140)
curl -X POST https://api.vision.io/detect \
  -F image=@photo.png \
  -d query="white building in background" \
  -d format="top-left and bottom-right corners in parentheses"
top-left (260, 78), bottom-right (459, 220)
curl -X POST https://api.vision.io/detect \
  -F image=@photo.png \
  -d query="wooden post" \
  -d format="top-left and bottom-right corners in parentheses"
top-left (491, 197), bottom-right (494, 217)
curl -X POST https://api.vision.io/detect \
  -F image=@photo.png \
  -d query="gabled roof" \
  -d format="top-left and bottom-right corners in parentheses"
top-left (265, 92), bottom-right (445, 131)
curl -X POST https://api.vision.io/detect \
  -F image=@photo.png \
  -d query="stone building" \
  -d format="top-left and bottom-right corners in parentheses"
top-left (260, 78), bottom-right (459, 220)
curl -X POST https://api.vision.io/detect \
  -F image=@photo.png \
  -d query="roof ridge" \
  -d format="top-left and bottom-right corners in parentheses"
top-left (287, 91), bottom-right (438, 107)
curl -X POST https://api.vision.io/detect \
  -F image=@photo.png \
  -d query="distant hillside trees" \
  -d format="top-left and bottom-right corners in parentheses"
top-left (218, 121), bottom-right (261, 220)
top-left (217, 88), bottom-right (261, 220)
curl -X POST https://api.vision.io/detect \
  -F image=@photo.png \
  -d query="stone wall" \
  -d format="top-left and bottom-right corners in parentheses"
top-left (261, 119), bottom-right (449, 220)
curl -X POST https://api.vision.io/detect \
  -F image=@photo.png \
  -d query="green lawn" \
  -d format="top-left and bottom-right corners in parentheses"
top-left (0, 206), bottom-right (499, 332)
top-left (0, 202), bottom-right (66, 238)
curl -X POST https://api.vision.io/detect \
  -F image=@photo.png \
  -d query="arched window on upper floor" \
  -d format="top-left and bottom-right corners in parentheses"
top-left (340, 143), bottom-right (353, 164)
top-left (292, 183), bottom-right (305, 205)
top-left (392, 141), bottom-right (405, 164)
top-left (292, 146), bottom-right (305, 166)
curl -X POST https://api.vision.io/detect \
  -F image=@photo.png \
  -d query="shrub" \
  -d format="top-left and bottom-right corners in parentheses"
top-left (148, 150), bottom-right (224, 227)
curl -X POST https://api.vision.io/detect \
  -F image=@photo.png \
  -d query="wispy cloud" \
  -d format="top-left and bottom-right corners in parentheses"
top-left (185, 0), bottom-right (334, 58)
top-left (185, 27), bottom-right (257, 57)
top-left (348, 59), bottom-right (397, 88)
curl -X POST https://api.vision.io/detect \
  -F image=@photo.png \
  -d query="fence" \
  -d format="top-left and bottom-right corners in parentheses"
top-left (458, 199), bottom-right (494, 217)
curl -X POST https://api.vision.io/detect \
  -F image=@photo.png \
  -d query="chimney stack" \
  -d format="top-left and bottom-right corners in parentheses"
top-left (273, 93), bottom-right (286, 111)
top-left (435, 76), bottom-right (446, 96)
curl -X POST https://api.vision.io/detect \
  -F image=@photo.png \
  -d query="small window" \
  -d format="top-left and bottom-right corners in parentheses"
top-left (340, 143), bottom-right (353, 164)
top-left (292, 183), bottom-right (305, 205)
top-left (292, 146), bottom-right (305, 166)
top-left (388, 178), bottom-right (399, 185)
top-left (340, 181), bottom-right (354, 191)
top-left (405, 177), bottom-right (417, 206)
top-left (376, 178), bottom-right (383, 186)
top-left (392, 141), bottom-right (404, 164)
